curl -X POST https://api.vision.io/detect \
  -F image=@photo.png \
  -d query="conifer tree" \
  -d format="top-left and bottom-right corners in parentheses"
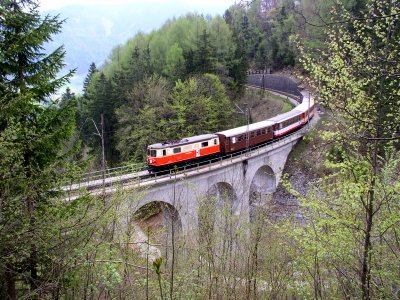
top-left (0, 0), bottom-right (78, 297)
top-left (82, 62), bottom-right (98, 98)
top-left (127, 45), bottom-right (142, 85)
top-left (77, 62), bottom-right (98, 129)
top-left (196, 29), bottom-right (214, 73)
top-left (86, 73), bottom-right (116, 164)
top-left (142, 43), bottom-right (154, 78)
top-left (60, 87), bottom-right (76, 108)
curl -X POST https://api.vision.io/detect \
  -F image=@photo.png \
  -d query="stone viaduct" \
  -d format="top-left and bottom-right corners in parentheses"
top-left (68, 129), bottom-right (306, 234)
top-left (66, 74), bottom-right (312, 236)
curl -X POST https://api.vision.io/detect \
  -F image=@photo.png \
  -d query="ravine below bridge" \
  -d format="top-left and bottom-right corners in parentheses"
top-left (65, 75), bottom-right (316, 239)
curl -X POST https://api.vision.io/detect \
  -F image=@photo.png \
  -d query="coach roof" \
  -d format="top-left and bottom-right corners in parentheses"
top-left (148, 134), bottom-right (218, 149)
top-left (216, 120), bottom-right (275, 138)
top-left (268, 110), bottom-right (302, 123)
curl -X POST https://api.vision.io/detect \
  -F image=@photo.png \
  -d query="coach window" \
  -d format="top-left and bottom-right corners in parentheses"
top-left (163, 149), bottom-right (166, 156)
top-left (173, 147), bottom-right (181, 154)
top-left (214, 139), bottom-right (217, 145)
top-left (201, 141), bottom-right (209, 147)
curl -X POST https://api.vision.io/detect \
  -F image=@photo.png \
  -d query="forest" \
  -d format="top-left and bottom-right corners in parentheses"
top-left (0, 0), bottom-right (399, 299)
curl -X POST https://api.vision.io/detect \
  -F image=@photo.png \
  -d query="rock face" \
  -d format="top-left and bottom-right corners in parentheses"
top-left (270, 112), bottom-right (323, 222)
top-left (270, 168), bottom-right (309, 222)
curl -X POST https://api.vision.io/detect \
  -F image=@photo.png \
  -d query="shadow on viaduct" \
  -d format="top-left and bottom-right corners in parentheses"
top-left (119, 133), bottom-right (301, 235)
top-left (69, 74), bottom-right (307, 238)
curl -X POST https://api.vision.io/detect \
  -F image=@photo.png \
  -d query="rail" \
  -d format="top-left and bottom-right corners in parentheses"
top-left (64, 75), bottom-right (308, 198)
top-left (148, 126), bottom-right (307, 181)
top-left (64, 125), bottom-right (309, 200)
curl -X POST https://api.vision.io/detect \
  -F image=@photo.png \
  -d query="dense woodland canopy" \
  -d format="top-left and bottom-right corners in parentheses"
top-left (75, 0), bottom-right (371, 167)
top-left (1, 0), bottom-right (399, 299)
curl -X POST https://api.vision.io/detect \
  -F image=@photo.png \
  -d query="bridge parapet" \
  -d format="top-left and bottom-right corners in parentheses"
top-left (64, 127), bottom-right (308, 202)
top-left (62, 79), bottom-right (318, 235)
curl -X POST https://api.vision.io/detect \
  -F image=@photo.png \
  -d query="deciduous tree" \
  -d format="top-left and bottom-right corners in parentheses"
top-left (296, 0), bottom-right (400, 298)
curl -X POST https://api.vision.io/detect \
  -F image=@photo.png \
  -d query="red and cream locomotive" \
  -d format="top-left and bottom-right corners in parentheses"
top-left (147, 97), bottom-right (315, 173)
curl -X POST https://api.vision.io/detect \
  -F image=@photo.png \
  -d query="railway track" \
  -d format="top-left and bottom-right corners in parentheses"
top-left (63, 125), bottom-right (310, 201)
top-left (63, 80), bottom-right (314, 198)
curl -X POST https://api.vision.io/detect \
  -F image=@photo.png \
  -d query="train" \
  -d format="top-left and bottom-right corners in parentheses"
top-left (146, 96), bottom-right (315, 173)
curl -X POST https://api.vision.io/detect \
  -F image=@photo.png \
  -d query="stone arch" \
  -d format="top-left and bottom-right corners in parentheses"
top-left (134, 201), bottom-right (182, 230)
top-left (249, 165), bottom-right (276, 220)
top-left (206, 182), bottom-right (239, 213)
top-left (134, 201), bottom-right (182, 257)
top-left (197, 182), bottom-right (239, 250)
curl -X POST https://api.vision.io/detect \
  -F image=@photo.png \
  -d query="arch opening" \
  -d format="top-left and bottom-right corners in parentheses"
top-left (133, 201), bottom-right (182, 259)
top-left (249, 165), bottom-right (276, 221)
top-left (197, 182), bottom-right (239, 258)
top-left (206, 182), bottom-right (239, 212)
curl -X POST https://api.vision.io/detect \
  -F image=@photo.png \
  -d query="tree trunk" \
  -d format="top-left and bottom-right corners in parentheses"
top-left (28, 195), bottom-right (39, 299)
top-left (361, 189), bottom-right (373, 300)
top-left (5, 265), bottom-right (16, 300)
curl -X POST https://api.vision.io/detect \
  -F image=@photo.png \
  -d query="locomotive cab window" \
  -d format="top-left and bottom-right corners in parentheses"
top-left (149, 150), bottom-right (157, 157)
top-left (201, 141), bottom-right (209, 147)
top-left (214, 139), bottom-right (217, 145)
top-left (173, 147), bottom-right (181, 154)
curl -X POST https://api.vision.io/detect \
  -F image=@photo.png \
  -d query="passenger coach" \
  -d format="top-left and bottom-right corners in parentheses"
top-left (216, 120), bottom-right (274, 154)
top-left (269, 98), bottom-right (314, 137)
top-left (146, 97), bottom-right (315, 173)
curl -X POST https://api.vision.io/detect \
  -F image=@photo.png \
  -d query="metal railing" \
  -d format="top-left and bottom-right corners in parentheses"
top-left (148, 127), bottom-right (306, 181)
top-left (64, 75), bottom-right (313, 198)
top-left (79, 162), bottom-right (146, 182)
top-left (65, 125), bottom-right (309, 199)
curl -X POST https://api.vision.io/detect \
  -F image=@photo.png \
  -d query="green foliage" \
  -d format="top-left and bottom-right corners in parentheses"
top-left (103, 13), bottom-right (236, 82)
top-left (169, 74), bottom-right (234, 137)
top-left (115, 74), bottom-right (233, 162)
top-left (0, 0), bottom-right (90, 297)
top-left (164, 42), bottom-right (185, 80)
top-left (295, 0), bottom-right (400, 297)
top-left (115, 75), bottom-right (172, 162)
top-left (269, 1), bottom-right (298, 67)
top-left (224, 0), bottom-right (297, 69)
top-left (287, 151), bottom-right (400, 298)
